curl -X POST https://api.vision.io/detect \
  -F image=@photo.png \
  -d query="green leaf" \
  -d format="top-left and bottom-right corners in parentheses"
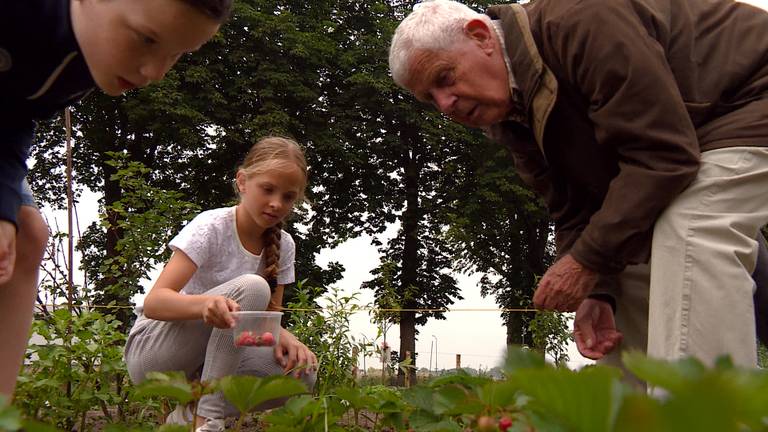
top-left (477, 381), bottom-right (520, 409)
top-left (623, 351), bottom-right (706, 392)
top-left (131, 371), bottom-right (194, 405)
top-left (428, 373), bottom-right (491, 389)
top-left (21, 420), bottom-right (65, 432)
top-left (412, 418), bottom-right (464, 432)
top-left (336, 386), bottom-right (376, 410)
top-left (0, 403), bottom-right (22, 431)
top-left (432, 385), bottom-right (473, 416)
top-left (512, 366), bottom-right (623, 432)
top-left (612, 393), bottom-right (664, 432)
top-left (503, 347), bottom-right (547, 373)
top-left (402, 386), bottom-right (434, 412)
top-left (219, 375), bottom-right (307, 414)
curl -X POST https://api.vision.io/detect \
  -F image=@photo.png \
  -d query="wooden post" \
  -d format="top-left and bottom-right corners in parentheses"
top-left (381, 341), bottom-right (389, 385)
top-left (404, 351), bottom-right (412, 387)
top-left (352, 346), bottom-right (359, 380)
top-left (456, 354), bottom-right (461, 370)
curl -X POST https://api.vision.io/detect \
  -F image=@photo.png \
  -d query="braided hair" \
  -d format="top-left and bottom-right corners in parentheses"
top-left (261, 222), bottom-right (283, 291)
top-left (237, 137), bottom-right (307, 291)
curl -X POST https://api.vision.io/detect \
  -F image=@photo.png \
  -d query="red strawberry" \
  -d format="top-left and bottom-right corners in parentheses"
top-left (499, 416), bottom-right (513, 431)
top-left (236, 331), bottom-right (259, 347)
top-left (261, 332), bottom-right (275, 346)
top-left (235, 331), bottom-right (252, 346)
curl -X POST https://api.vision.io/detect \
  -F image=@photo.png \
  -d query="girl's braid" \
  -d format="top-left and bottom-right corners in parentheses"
top-left (261, 221), bottom-right (283, 292)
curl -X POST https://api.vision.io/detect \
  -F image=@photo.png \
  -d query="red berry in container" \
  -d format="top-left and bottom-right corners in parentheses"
top-left (235, 331), bottom-right (256, 347)
top-left (261, 332), bottom-right (275, 346)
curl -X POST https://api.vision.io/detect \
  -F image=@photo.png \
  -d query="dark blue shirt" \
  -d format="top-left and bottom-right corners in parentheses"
top-left (0, 0), bottom-right (94, 226)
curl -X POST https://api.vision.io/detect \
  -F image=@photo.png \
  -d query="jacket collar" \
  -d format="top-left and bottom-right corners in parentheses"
top-left (486, 4), bottom-right (558, 158)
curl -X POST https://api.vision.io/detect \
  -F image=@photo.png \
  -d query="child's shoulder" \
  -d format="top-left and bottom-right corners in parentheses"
top-left (196, 206), bottom-right (235, 219)
top-left (279, 229), bottom-right (295, 250)
top-left (193, 206), bottom-right (235, 224)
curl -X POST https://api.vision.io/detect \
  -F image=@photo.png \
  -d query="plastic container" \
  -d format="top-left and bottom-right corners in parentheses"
top-left (231, 311), bottom-right (282, 347)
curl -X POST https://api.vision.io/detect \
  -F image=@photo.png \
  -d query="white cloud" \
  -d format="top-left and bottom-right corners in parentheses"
top-left (737, 0), bottom-right (768, 9)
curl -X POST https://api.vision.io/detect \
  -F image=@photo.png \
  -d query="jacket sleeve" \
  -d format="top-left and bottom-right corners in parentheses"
top-left (0, 121), bottom-right (35, 227)
top-left (544, 0), bottom-right (700, 274)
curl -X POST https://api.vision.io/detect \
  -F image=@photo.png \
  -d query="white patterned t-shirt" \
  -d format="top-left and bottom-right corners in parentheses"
top-left (168, 206), bottom-right (296, 295)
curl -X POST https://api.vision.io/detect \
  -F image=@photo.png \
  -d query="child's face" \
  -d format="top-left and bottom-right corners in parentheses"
top-left (236, 165), bottom-right (305, 231)
top-left (71, 0), bottom-right (221, 96)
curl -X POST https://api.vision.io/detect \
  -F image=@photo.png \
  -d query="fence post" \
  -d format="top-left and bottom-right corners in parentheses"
top-left (352, 346), bottom-right (359, 380)
top-left (404, 351), bottom-right (412, 387)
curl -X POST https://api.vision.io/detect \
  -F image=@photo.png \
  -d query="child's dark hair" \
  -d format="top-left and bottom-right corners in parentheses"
top-left (180, 0), bottom-right (233, 22)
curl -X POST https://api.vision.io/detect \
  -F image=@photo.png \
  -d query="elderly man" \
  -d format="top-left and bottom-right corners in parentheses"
top-left (389, 0), bottom-right (768, 369)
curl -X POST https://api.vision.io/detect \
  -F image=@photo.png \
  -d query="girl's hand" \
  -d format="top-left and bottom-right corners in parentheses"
top-left (201, 296), bottom-right (240, 329)
top-left (274, 328), bottom-right (318, 378)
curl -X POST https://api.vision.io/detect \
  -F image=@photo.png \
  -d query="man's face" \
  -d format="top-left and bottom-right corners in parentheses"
top-left (71, 0), bottom-right (221, 96)
top-left (404, 22), bottom-right (512, 128)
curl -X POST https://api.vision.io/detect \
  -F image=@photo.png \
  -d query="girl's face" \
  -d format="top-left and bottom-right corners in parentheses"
top-left (71, 0), bottom-right (221, 96)
top-left (236, 164), bottom-right (304, 231)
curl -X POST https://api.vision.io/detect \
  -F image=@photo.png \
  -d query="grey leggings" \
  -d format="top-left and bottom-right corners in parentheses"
top-left (124, 274), bottom-right (315, 419)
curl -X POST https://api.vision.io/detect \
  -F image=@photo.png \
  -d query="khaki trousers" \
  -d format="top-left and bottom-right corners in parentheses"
top-left (601, 147), bottom-right (768, 377)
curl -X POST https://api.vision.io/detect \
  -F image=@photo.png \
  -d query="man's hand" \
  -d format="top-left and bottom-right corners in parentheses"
top-left (0, 221), bottom-right (17, 285)
top-left (533, 254), bottom-right (599, 311)
top-left (573, 298), bottom-right (622, 360)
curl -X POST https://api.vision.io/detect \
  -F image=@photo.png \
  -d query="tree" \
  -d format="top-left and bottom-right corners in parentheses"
top-left (30, 0), bottom-right (349, 322)
top-left (446, 136), bottom-right (569, 357)
top-left (313, 1), bottom-right (494, 385)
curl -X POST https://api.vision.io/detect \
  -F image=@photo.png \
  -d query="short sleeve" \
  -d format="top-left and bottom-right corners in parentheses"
top-left (168, 212), bottom-right (216, 268)
top-left (277, 232), bottom-right (296, 285)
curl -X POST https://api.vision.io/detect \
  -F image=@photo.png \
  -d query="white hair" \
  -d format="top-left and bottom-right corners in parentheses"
top-left (389, 0), bottom-right (491, 87)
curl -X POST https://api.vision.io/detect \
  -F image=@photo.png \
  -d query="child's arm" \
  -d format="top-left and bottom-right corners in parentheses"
top-left (0, 221), bottom-right (16, 284)
top-left (267, 285), bottom-right (285, 311)
top-left (143, 250), bottom-right (239, 328)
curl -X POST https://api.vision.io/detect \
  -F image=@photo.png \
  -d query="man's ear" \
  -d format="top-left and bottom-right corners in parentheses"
top-left (464, 18), bottom-right (494, 51)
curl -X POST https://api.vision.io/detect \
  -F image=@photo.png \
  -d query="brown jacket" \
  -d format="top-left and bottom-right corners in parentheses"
top-left (486, 0), bottom-right (768, 274)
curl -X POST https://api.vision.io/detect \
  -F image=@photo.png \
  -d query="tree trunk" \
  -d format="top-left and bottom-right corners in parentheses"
top-left (398, 128), bottom-right (420, 386)
top-left (94, 156), bottom-right (131, 328)
top-left (506, 309), bottom-right (525, 346)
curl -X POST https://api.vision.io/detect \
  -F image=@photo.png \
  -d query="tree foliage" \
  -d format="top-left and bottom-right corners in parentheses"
top-left (30, 0), bottom-right (559, 369)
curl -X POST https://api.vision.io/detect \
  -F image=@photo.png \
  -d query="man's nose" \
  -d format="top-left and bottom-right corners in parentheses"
top-left (433, 90), bottom-right (456, 115)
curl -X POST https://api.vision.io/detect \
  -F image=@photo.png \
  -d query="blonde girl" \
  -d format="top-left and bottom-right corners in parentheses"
top-left (125, 137), bottom-right (317, 431)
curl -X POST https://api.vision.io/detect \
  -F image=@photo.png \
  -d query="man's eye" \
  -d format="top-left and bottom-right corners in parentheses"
top-left (437, 71), bottom-right (454, 86)
top-left (138, 32), bottom-right (157, 45)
